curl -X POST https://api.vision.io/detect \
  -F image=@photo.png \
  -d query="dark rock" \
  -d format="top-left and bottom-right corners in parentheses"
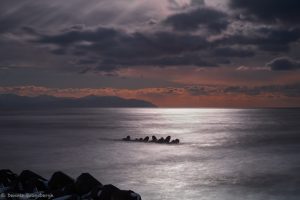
top-left (157, 137), bottom-right (164, 143)
top-left (122, 136), bottom-right (131, 141)
top-left (0, 169), bottom-right (142, 200)
top-left (18, 170), bottom-right (47, 182)
top-left (15, 170), bottom-right (47, 193)
top-left (151, 136), bottom-right (157, 142)
top-left (91, 185), bottom-right (104, 199)
top-left (98, 184), bottom-right (142, 200)
top-left (164, 136), bottom-right (171, 143)
top-left (75, 173), bottom-right (102, 196)
top-left (52, 194), bottom-right (80, 200)
top-left (48, 171), bottom-right (74, 191)
top-left (115, 189), bottom-right (142, 200)
top-left (51, 184), bottom-right (76, 199)
top-left (171, 139), bottom-right (180, 144)
top-left (143, 136), bottom-right (149, 142)
top-left (0, 169), bottom-right (17, 187)
top-left (122, 135), bottom-right (180, 145)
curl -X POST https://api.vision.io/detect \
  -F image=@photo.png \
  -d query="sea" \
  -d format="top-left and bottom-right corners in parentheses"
top-left (0, 108), bottom-right (300, 200)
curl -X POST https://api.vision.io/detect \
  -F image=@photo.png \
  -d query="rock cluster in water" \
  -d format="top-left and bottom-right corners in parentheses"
top-left (0, 169), bottom-right (142, 200)
top-left (122, 135), bottom-right (180, 144)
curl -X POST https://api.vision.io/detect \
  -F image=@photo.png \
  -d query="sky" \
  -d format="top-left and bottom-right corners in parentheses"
top-left (0, 0), bottom-right (299, 107)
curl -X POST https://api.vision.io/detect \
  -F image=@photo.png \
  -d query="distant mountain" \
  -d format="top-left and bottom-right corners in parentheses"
top-left (0, 94), bottom-right (156, 109)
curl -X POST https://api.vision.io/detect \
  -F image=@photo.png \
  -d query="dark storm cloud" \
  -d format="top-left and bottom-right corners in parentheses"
top-left (77, 59), bottom-right (98, 65)
top-left (256, 27), bottom-right (300, 52)
top-left (230, 0), bottom-right (300, 23)
top-left (37, 27), bottom-right (120, 46)
top-left (1, 0), bottom-right (300, 76)
top-left (0, 17), bottom-right (19, 33)
top-left (216, 27), bottom-right (300, 53)
top-left (30, 26), bottom-right (219, 71)
top-left (36, 26), bottom-right (209, 56)
top-left (149, 54), bottom-right (216, 67)
top-left (267, 57), bottom-right (300, 71)
top-left (28, 21), bottom-right (300, 72)
top-left (94, 53), bottom-right (216, 72)
top-left (164, 7), bottom-right (229, 33)
top-left (212, 47), bottom-right (255, 57)
top-left (50, 48), bottom-right (67, 55)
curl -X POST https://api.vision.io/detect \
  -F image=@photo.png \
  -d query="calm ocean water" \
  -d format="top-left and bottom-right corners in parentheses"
top-left (0, 108), bottom-right (300, 200)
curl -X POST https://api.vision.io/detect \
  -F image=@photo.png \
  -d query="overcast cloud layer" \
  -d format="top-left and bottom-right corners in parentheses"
top-left (0, 0), bottom-right (299, 106)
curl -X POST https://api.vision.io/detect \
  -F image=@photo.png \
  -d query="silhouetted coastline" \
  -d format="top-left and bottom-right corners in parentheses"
top-left (0, 94), bottom-right (156, 109)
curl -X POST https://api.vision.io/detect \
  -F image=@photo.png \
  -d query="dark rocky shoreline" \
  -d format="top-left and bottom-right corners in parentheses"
top-left (0, 169), bottom-right (142, 200)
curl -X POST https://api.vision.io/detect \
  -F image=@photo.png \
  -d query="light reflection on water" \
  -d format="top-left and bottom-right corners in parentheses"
top-left (0, 108), bottom-right (300, 200)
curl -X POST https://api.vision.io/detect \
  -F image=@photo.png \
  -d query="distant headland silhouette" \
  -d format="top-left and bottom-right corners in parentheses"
top-left (0, 94), bottom-right (156, 109)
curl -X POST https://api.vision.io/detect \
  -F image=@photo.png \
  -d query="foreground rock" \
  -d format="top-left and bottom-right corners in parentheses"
top-left (0, 169), bottom-right (142, 200)
top-left (122, 135), bottom-right (180, 144)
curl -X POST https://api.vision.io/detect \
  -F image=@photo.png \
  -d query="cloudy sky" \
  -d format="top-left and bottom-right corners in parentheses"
top-left (0, 0), bottom-right (299, 107)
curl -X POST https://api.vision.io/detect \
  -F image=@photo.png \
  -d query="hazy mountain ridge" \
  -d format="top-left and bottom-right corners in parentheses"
top-left (0, 94), bottom-right (156, 108)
